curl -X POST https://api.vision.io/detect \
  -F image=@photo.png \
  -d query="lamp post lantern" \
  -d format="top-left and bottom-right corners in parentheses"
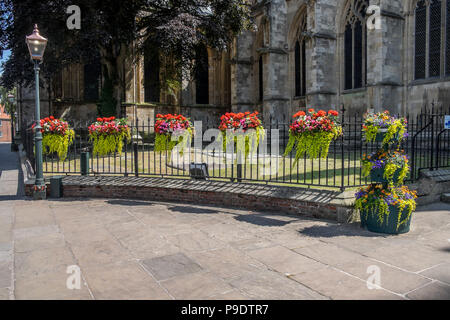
top-left (26, 24), bottom-right (48, 200)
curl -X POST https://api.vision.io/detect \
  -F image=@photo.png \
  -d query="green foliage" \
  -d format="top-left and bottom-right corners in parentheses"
top-left (155, 127), bottom-right (193, 157)
top-left (284, 131), bottom-right (336, 165)
top-left (89, 129), bottom-right (131, 157)
top-left (356, 196), bottom-right (416, 231)
top-left (363, 125), bottom-right (379, 143)
top-left (219, 127), bottom-right (265, 160)
top-left (97, 76), bottom-right (117, 117)
top-left (0, 86), bottom-right (16, 122)
top-left (358, 111), bottom-right (416, 233)
top-left (42, 130), bottom-right (75, 161)
top-left (363, 121), bottom-right (407, 145)
top-left (362, 160), bottom-right (372, 178)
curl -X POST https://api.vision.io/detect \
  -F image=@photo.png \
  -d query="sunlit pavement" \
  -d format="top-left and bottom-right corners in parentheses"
top-left (0, 143), bottom-right (449, 300)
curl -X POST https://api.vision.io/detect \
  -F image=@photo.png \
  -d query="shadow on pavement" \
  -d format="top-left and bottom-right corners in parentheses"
top-left (106, 199), bottom-right (156, 206)
top-left (168, 205), bottom-right (219, 214)
top-left (234, 214), bottom-right (294, 227)
top-left (298, 224), bottom-right (387, 238)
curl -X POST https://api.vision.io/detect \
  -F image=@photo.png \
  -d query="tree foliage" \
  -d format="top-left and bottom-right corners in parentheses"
top-left (0, 85), bottom-right (16, 122)
top-left (0, 0), bottom-right (252, 113)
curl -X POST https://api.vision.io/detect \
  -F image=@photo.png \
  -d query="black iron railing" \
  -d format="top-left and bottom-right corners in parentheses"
top-left (22, 106), bottom-right (450, 190)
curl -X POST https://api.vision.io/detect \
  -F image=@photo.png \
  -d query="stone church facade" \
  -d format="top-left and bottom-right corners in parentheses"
top-left (16, 0), bottom-right (450, 126)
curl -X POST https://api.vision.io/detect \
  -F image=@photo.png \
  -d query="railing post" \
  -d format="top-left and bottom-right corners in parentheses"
top-left (340, 104), bottom-right (346, 192)
top-left (435, 129), bottom-right (445, 170)
top-left (80, 152), bottom-right (89, 176)
top-left (430, 114), bottom-right (435, 171)
top-left (134, 142), bottom-right (139, 177)
top-left (237, 154), bottom-right (242, 183)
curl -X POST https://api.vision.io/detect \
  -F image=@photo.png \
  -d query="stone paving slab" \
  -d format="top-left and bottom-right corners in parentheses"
top-left (81, 261), bottom-right (171, 300)
top-left (0, 194), bottom-right (449, 299)
top-left (290, 267), bottom-right (403, 300)
top-left (0, 288), bottom-right (10, 300)
top-left (406, 281), bottom-right (450, 300)
top-left (419, 263), bottom-right (450, 285)
top-left (142, 253), bottom-right (203, 281)
top-left (160, 271), bottom-right (233, 300)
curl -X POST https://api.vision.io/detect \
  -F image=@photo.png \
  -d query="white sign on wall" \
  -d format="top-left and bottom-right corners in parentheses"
top-left (445, 115), bottom-right (450, 130)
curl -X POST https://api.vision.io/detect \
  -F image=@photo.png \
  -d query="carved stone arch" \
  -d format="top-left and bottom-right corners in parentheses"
top-left (289, 5), bottom-right (308, 98)
top-left (342, 0), bottom-right (370, 31)
top-left (288, 5), bottom-right (308, 50)
top-left (338, 0), bottom-right (370, 90)
top-left (337, 0), bottom-right (369, 34)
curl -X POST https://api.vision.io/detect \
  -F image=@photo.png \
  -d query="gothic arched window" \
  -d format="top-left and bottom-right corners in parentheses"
top-left (259, 55), bottom-right (264, 102)
top-left (414, 0), bottom-right (450, 80)
top-left (343, 0), bottom-right (369, 90)
top-left (144, 42), bottom-right (161, 103)
top-left (84, 57), bottom-right (101, 102)
top-left (294, 13), bottom-right (307, 97)
top-left (195, 45), bottom-right (209, 104)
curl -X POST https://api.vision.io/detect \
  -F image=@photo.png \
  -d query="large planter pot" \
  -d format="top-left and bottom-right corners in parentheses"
top-left (360, 205), bottom-right (412, 234)
top-left (375, 128), bottom-right (400, 144)
top-left (370, 166), bottom-right (402, 184)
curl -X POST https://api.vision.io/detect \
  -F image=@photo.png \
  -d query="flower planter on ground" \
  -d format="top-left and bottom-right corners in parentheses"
top-left (284, 109), bottom-right (342, 163)
top-left (357, 111), bottom-right (416, 235)
top-left (34, 116), bottom-right (75, 161)
top-left (360, 204), bottom-right (413, 234)
top-left (356, 184), bottom-right (417, 234)
top-left (155, 114), bottom-right (193, 157)
top-left (218, 111), bottom-right (265, 159)
top-left (88, 117), bottom-right (131, 157)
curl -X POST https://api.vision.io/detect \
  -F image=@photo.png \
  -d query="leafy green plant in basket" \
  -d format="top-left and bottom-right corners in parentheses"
top-left (154, 113), bottom-right (193, 157)
top-left (88, 117), bottom-right (131, 157)
top-left (362, 111), bottom-right (408, 145)
top-left (32, 116), bottom-right (75, 161)
top-left (355, 184), bottom-right (417, 233)
top-left (362, 149), bottom-right (410, 184)
top-left (218, 111), bottom-right (265, 160)
top-left (284, 109), bottom-right (342, 164)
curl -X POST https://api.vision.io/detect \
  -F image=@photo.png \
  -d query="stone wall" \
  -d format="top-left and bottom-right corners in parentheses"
top-left (16, 0), bottom-right (450, 126)
top-left (24, 176), bottom-right (357, 224)
top-left (122, 103), bottom-right (228, 130)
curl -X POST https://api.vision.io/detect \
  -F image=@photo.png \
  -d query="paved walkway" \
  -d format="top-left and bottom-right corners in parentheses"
top-left (0, 143), bottom-right (449, 300)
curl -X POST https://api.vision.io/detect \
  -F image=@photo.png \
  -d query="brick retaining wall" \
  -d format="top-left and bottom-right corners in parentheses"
top-left (25, 176), bottom-right (357, 223)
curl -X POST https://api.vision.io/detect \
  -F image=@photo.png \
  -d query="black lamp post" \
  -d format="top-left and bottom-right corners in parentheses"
top-left (26, 24), bottom-right (48, 200)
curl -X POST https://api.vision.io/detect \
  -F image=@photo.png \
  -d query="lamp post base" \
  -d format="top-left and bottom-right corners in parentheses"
top-left (33, 186), bottom-right (47, 200)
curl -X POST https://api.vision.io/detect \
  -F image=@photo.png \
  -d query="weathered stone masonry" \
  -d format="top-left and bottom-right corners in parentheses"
top-left (17, 0), bottom-right (450, 126)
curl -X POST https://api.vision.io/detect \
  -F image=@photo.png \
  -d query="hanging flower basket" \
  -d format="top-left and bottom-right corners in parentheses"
top-left (362, 111), bottom-right (408, 145)
top-left (218, 111), bottom-right (265, 159)
top-left (88, 117), bottom-right (131, 157)
top-left (154, 114), bottom-right (193, 156)
top-left (356, 185), bottom-right (417, 234)
top-left (362, 149), bottom-right (410, 184)
top-left (284, 109), bottom-right (342, 163)
top-left (34, 116), bottom-right (75, 161)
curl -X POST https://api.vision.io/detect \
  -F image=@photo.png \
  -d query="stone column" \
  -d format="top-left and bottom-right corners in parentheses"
top-left (366, 0), bottom-right (404, 114)
top-left (306, 0), bottom-right (339, 110)
top-left (259, 0), bottom-right (290, 124)
top-left (230, 30), bottom-right (255, 114)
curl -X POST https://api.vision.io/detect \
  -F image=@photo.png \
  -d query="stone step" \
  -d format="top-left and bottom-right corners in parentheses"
top-left (441, 193), bottom-right (450, 203)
